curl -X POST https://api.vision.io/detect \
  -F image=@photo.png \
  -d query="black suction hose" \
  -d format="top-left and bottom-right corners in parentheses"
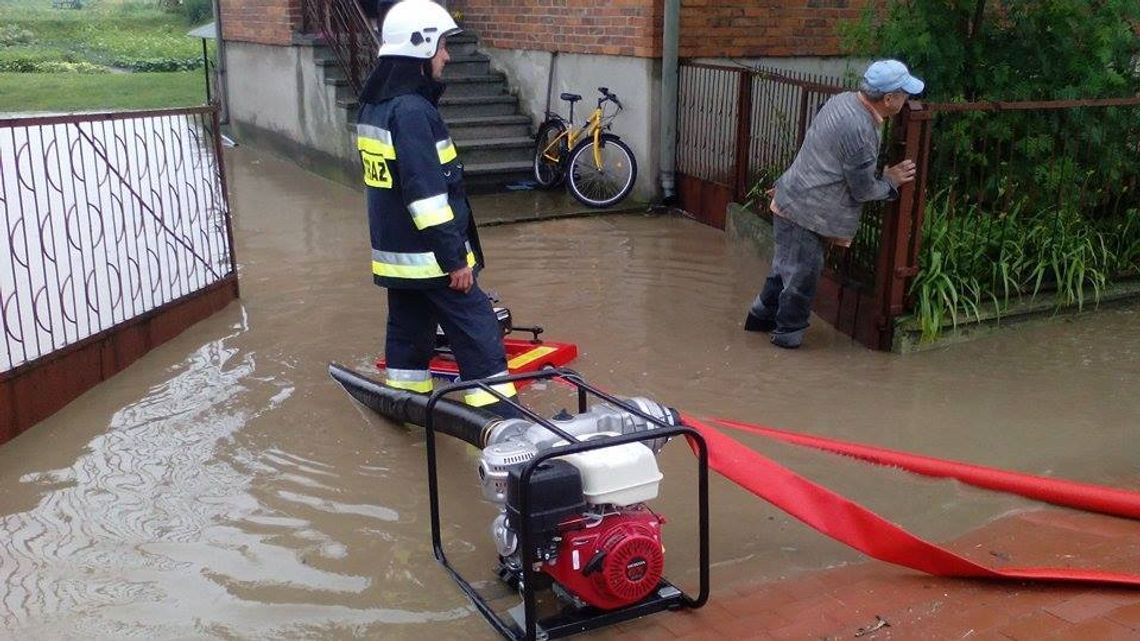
top-left (328, 363), bottom-right (499, 448)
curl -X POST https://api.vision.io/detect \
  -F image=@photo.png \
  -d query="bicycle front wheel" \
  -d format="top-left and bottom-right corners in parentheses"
top-left (532, 120), bottom-right (567, 189)
top-left (566, 133), bottom-right (637, 208)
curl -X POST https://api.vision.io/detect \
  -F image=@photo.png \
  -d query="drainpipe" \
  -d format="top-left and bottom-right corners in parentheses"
top-left (658, 0), bottom-right (680, 203)
top-left (211, 0), bottom-right (229, 124)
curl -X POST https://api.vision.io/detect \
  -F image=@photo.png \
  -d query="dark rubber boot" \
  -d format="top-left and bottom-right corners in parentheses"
top-left (744, 312), bottom-right (776, 333)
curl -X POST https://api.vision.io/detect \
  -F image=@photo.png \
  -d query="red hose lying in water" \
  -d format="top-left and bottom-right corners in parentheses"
top-left (712, 417), bottom-right (1140, 521)
top-left (681, 413), bottom-right (1140, 587)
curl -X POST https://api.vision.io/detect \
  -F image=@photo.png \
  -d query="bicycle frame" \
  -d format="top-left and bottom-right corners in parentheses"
top-left (540, 106), bottom-right (607, 170)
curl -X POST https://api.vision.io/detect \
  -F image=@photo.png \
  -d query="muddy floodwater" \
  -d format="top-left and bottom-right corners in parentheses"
top-left (1, 149), bottom-right (1137, 640)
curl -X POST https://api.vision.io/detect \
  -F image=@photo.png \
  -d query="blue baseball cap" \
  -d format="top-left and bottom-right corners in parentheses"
top-left (863, 60), bottom-right (925, 95)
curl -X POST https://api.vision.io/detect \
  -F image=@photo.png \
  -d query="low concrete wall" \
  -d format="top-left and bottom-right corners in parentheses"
top-left (893, 281), bottom-right (1140, 353)
top-left (225, 40), bottom-right (359, 186)
top-left (482, 47), bottom-right (661, 202)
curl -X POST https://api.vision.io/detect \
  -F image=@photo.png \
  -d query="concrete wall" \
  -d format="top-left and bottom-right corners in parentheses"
top-left (225, 40), bottom-right (358, 186)
top-left (483, 47), bottom-right (661, 201)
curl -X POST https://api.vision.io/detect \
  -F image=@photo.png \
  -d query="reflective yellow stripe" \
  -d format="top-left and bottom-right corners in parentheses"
top-left (385, 378), bottom-right (434, 393)
top-left (412, 205), bottom-right (455, 230)
top-left (356, 124), bottom-right (396, 159)
top-left (358, 137), bottom-right (397, 159)
top-left (464, 381), bottom-right (518, 408)
top-left (372, 252), bottom-right (476, 279)
top-left (506, 346), bottom-right (558, 370)
top-left (437, 139), bottom-right (458, 164)
top-left (409, 193), bottom-right (455, 230)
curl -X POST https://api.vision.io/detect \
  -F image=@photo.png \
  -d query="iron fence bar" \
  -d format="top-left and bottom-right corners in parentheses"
top-left (924, 96), bottom-right (1140, 112)
top-left (0, 106), bottom-right (216, 129)
top-left (733, 69), bottom-right (753, 200)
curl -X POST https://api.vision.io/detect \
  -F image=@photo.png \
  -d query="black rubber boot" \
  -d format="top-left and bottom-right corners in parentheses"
top-left (744, 312), bottom-right (776, 333)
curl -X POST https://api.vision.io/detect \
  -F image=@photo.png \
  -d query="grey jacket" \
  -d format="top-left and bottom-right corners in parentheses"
top-left (774, 92), bottom-right (897, 240)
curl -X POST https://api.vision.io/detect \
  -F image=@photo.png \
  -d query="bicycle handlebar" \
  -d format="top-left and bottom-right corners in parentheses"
top-left (597, 86), bottom-right (623, 110)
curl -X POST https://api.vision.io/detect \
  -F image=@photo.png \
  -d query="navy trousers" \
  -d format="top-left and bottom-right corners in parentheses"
top-left (385, 284), bottom-right (518, 416)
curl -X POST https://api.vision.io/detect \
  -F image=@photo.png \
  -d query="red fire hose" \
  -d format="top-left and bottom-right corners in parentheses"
top-left (681, 413), bottom-right (1140, 587)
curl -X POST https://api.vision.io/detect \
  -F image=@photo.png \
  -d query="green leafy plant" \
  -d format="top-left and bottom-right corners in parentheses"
top-left (909, 189), bottom-right (1134, 343)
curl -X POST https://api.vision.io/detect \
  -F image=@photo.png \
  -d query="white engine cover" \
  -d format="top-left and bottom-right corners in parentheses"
top-left (557, 434), bottom-right (662, 506)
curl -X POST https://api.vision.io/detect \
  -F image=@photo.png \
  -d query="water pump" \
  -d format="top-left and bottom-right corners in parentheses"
top-left (479, 399), bottom-right (676, 610)
top-left (328, 364), bottom-right (709, 640)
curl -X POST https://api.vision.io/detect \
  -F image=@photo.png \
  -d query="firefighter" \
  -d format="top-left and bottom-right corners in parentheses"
top-left (355, 0), bottom-right (519, 416)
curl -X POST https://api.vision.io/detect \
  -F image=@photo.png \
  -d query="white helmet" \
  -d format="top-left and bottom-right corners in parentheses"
top-left (378, 0), bottom-right (461, 59)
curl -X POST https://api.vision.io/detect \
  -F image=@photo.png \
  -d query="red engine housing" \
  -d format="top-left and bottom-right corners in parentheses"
top-left (543, 508), bottom-right (665, 611)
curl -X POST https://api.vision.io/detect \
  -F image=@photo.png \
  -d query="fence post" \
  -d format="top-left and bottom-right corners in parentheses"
top-left (733, 68), bottom-right (753, 201)
top-left (210, 105), bottom-right (240, 299)
top-left (874, 101), bottom-right (932, 350)
top-left (795, 86), bottom-right (810, 148)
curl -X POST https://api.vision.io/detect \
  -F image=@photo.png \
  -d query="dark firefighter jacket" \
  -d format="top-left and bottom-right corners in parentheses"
top-left (356, 58), bottom-right (483, 289)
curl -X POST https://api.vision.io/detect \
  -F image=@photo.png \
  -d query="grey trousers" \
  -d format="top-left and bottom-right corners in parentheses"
top-left (749, 215), bottom-right (825, 341)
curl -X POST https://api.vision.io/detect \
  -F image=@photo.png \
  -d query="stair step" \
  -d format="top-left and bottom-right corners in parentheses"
top-left (461, 160), bottom-right (534, 194)
top-left (447, 32), bottom-right (479, 56)
top-left (445, 73), bottom-right (508, 97)
top-left (456, 136), bottom-right (535, 165)
top-left (443, 53), bottom-right (491, 78)
top-left (440, 95), bottom-right (518, 118)
top-left (446, 114), bottom-right (532, 139)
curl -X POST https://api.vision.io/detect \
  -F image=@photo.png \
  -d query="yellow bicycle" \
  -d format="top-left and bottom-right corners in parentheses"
top-left (532, 87), bottom-right (638, 208)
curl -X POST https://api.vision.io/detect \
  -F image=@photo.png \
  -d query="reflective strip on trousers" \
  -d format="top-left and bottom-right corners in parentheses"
top-left (385, 368), bottom-right (433, 393)
top-left (372, 243), bottom-right (475, 279)
top-left (463, 372), bottom-right (517, 407)
top-left (408, 192), bottom-right (454, 230)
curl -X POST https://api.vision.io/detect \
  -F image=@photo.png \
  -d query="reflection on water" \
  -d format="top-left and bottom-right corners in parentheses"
top-left (0, 148), bottom-right (1136, 640)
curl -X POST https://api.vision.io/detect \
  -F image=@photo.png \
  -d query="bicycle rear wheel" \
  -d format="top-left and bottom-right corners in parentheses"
top-left (566, 133), bottom-right (637, 208)
top-left (532, 120), bottom-right (567, 189)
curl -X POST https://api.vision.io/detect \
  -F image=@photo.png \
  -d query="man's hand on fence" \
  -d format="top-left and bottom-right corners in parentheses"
top-left (884, 160), bottom-right (917, 188)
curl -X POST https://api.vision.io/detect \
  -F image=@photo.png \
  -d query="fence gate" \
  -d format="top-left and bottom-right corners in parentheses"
top-left (0, 106), bottom-right (238, 441)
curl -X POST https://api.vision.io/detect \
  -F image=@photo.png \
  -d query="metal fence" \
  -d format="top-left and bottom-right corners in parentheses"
top-left (0, 106), bottom-right (236, 373)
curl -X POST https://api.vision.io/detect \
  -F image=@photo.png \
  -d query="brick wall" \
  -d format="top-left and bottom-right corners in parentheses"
top-left (451, 0), bottom-right (878, 58)
top-left (679, 0), bottom-right (876, 57)
top-left (454, 0), bottom-right (661, 58)
top-left (221, 0), bottom-right (304, 46)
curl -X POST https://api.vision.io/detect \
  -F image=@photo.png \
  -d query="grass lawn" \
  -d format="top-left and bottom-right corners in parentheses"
top-left (0, 0), bottom-right (211, 112)
top-left (0, 70), bottom-right (206, 112)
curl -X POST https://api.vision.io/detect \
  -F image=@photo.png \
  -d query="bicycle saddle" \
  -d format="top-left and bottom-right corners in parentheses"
top-left (560, 93), bottom-right (582, 103)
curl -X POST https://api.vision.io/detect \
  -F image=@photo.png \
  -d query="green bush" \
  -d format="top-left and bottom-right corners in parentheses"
top-left (839, 0), bottom-right (1140, 340)
top-left (0, 24), bottom-right (36, 46)
top-left (909, 191), bottom-right (1138, 343)
top-left (180, 0), bottom-right (212, 25)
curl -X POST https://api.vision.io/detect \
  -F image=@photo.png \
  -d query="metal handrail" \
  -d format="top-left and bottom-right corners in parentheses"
top-left (301, 0), bottom-right (380, 96)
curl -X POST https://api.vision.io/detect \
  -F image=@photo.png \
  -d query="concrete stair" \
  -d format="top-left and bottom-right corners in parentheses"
top-left (312, 31), bottom-right (534, 193)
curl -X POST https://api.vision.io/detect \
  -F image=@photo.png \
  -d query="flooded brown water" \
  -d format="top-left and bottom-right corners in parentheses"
top-left (1, 148), bottom-right (1137, 640)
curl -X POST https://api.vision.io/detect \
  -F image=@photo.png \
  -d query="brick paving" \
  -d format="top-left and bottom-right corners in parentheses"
top-left (591, 508), bottom-right (1140, 640)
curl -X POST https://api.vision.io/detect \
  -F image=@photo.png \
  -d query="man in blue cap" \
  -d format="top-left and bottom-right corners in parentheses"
top-left (743, 59), bottom-right (924, 348)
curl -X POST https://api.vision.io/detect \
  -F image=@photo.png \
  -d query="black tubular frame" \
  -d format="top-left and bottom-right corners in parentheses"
top-left (423, 369), bottom-right (709, 641)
